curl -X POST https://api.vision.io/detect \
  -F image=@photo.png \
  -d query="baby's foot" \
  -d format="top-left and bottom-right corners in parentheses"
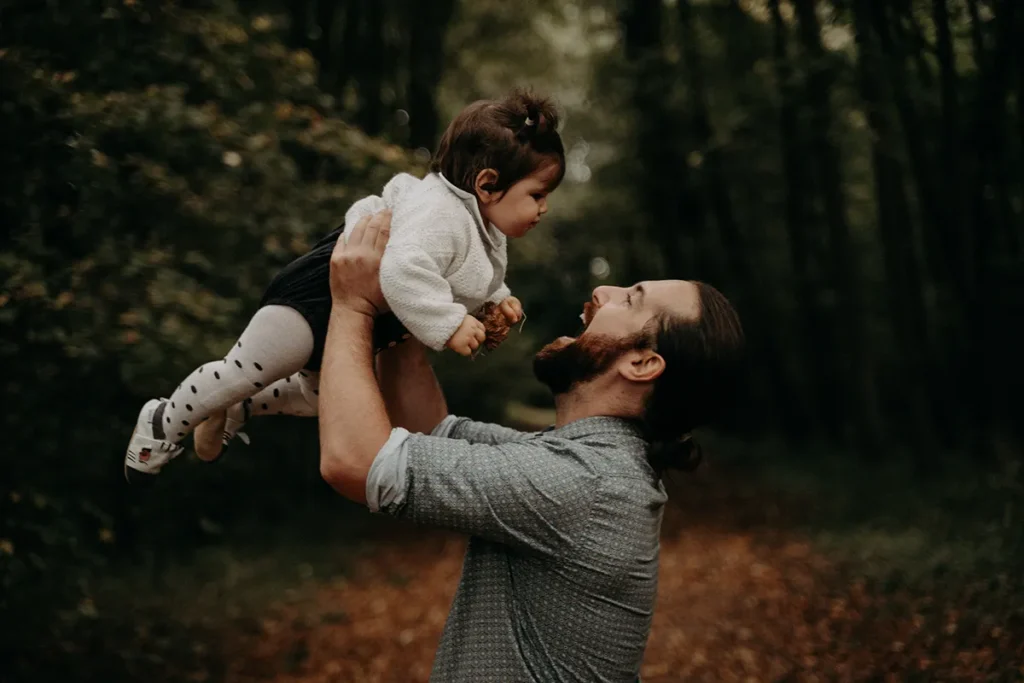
top-left (125, 399), bottom-right (184, 477)
top-left (193, 410), bottom-right (226, 462)
top-left (193, 401), bottom-right (250, 462)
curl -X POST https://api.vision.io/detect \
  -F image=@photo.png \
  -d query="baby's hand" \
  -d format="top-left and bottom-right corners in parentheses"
top-left (498, 296), bottom-right (524, 325)
top-left (446, 315), bottom-right (487, 356)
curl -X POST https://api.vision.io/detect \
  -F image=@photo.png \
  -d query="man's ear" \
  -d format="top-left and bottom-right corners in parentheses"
top-left (474, 168), bottom-right (501, 204)
top-left (617, 348), bottom-right (665, 384)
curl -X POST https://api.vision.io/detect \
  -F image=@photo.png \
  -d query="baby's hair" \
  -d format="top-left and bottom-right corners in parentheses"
top-left (430, 88), bottom-right (565, 196)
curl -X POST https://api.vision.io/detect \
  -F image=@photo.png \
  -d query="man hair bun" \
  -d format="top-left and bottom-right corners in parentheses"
top-left (649, 433), bottom-right (703, 473)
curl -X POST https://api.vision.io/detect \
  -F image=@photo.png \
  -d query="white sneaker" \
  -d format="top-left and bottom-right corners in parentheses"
top-left (125, 399), bottom-right (184, 476)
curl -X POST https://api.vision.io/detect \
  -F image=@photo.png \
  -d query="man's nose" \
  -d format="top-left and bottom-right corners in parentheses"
top-left (592, 286), bottom-right (623, 306)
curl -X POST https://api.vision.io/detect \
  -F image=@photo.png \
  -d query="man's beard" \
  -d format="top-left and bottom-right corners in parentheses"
top-left (533, 330), bottom-right (645, 396)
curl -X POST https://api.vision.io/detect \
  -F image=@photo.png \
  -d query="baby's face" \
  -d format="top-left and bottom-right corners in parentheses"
top-left (481, 162), bottom-right (560, 239)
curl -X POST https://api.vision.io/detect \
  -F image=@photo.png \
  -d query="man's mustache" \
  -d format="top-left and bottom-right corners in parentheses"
top-left (581, 301), bottom-right (596, 327)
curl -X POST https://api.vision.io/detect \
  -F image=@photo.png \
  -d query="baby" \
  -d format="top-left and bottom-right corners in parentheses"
top-left (125, 89), bottom-right (565, 474)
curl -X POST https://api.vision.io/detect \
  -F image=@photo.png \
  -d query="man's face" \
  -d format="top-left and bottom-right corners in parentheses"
top-left (533, 280), bottom-right (700, 394)
top-left (582, 281), bottom-right (699, 338)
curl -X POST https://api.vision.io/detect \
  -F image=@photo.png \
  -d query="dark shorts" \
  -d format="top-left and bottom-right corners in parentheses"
top-left (259, 223), bottom-right (410, 371)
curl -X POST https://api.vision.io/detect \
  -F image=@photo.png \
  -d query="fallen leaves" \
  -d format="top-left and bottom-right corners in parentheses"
top-left (220, 509), bottom-right (1023, 683)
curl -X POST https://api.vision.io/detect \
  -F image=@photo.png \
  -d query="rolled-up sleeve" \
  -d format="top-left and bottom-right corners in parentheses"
top-left (365, 424), bottom-right (594, 557)
top-left (365, 417), bottom-right (461, 514)
top-left (443, 416), bottom-right (535, 445)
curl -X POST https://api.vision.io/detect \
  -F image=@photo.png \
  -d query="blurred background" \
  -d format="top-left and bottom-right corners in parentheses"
top-left (2, 0), bottom-right (1023, 680)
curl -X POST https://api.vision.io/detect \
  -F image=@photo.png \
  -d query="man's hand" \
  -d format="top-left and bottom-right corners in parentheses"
top-left (498, 296), bottom-right (523, 325)
top-left (329, 211), bottom-right (391, 317)
top-left (446, 315), bottom-right (487, 356)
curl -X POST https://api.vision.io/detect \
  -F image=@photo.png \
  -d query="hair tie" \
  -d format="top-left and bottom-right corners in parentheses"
top-left (524, 116), bottom-right (535, 126)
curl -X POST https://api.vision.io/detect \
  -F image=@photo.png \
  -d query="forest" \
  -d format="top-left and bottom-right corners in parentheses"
top-left (2, 0), bottom-right (1022, 680)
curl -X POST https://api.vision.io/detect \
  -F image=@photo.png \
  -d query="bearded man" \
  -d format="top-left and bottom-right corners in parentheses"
top-left (318, 211), bottom-right (745, 682)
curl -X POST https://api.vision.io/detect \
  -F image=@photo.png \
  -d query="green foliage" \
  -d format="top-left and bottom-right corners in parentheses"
top-left (1, 0), bottom-right (417, 467)
top-left (0, 0), bottom-right (417, 660)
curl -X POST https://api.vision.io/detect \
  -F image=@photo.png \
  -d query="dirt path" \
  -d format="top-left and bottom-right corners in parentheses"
top-left (225, 507), bottom-right (1023, 683)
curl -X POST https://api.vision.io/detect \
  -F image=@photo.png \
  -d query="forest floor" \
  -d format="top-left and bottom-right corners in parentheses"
top-left (10, 446), bottom-right (1024, 683)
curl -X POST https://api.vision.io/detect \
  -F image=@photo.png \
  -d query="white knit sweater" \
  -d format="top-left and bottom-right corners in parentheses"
top-left (343, 173), bottom-right (511, 351)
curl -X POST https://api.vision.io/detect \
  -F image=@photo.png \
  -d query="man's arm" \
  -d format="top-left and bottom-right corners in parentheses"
top-left (368, 433), bottom-right (595, 557)
top-left (319, 308), bottom-right (391, 504)
top-left (318, 212), bottom-right (395, 504)
top-left (375, 333), bottom-right (534, 443)
top-left (375, 338), bottom-right (448, 435)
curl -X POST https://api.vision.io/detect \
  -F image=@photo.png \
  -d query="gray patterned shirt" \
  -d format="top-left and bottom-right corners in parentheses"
top-left (366, 414), bottom-right (667, 682)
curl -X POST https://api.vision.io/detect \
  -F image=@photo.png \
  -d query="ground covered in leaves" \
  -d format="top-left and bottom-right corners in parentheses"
top-left (8, 453), bottom-right (1024, 682)
top-left (225, 518), bottom-right (1023, 682)
top-left (223, 454), bottom-right (1024, 682)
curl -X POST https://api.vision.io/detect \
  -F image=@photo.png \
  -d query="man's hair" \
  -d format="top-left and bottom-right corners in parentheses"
top-left (430, 88), bottom-right (565, 195)
top-left (643, 282), bottom-right (745, 472)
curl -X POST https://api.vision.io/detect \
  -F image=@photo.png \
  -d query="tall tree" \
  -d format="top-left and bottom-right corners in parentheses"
top-left (355, 0), bottom-right (386, 135)
top-left (792, 0), bottom-right (883, 447)
top-left (311, 0), bottom-right (339, 89)
top-left (407, 0), bottom-right (457, 151)
top-left (967, 0), bottom-right (1020, 442)
top-left (620, 0), bottom-right (691, 280)
top-left (768, 0), bottom-right (829, 438)
top-left (870, 2), bottom-right (952, 294)
top-left (850, 0), bottom-right (937, 456)
top-left (677, 0), bottom-right (797, 434)
top-left (337, 0), bottom-right (364, 101)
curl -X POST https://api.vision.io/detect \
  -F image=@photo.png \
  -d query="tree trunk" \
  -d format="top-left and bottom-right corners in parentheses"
top-left (356, 0), bottom-right (385, 135)
top-left (895, 3), bottom-right (936, 90)
top-left (871, 3), bottom-right (961, 299)
top-left (792, 0), bottom-right (883, 450)
top-left (929, 0), bottom-right (968, 289)
top-left (620, 0), bottom-right (691, 281)
top-left (965, 0), bottom-right (985, 61)
top-left (669, 0), bottom-right (800, 437)
top-left (1018, 4), bottom-right (1024, 178)
top-left (289, 0), bottom-right (312, 50)
top-left (677, 0), bottom-right (794, 434)
top-left (967, 0), bottom-right (1019, 446)
top-left (312, 0), bottom-right (339, 93)
top-left (407, 0), bottom-right (456, 151)
top-left (336, 0), bottom-right (363, 114)
top-left (851, 0), bottom-right (937, 460)
top-left (981, 1), bottom-right (1019, 258)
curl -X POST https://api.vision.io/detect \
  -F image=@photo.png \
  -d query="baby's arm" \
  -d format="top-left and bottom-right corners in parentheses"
top-left (487, 282), bottom-right (512, 305)
top-left (379, 238), bottom-right (471, 353)
top-left (487, 281), bottom-right (522, 325)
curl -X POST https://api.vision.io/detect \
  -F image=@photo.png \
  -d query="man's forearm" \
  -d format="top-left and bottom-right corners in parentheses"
top-left (376, 338), bottom-right (448, 435)
top-left (319, 308), bottom-right (392, 503)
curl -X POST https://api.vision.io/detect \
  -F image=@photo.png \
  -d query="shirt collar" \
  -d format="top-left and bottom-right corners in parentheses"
top-left (543, 416), bottom-right (647, 441)
top-left (436, 172), bottom-right (505, 252)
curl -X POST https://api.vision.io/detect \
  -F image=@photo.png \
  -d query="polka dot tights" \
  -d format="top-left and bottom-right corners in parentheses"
top-left (160, 305), bottom-right (316, 442)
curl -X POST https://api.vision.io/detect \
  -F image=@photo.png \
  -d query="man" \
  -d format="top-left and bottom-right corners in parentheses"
top-left (319, 211), bottom-right (745, 681)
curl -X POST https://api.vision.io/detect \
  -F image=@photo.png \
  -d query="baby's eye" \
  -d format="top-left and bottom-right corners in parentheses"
top-left (531, 193), bottom-right (545, 200)
top-left (626, 293), bottom-right (633, 306)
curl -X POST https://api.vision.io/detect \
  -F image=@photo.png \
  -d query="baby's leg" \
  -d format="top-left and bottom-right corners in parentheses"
top-left (194, 370), bottom-right (319, 459)
top-left (245, 370), bottom-right (320, 418)
top-left (159, 305), bottom-right (314, 441)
